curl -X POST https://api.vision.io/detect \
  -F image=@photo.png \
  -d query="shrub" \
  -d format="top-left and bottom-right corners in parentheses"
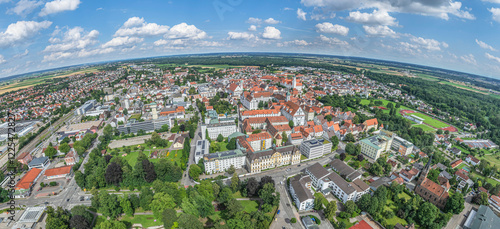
top-left (290, 218), bottom-right (297, 223)
top-left (49, 182), bottom-right (57, 186)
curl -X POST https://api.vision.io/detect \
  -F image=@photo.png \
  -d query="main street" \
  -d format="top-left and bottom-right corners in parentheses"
top-left (180, 104), bottom-right (203, 187)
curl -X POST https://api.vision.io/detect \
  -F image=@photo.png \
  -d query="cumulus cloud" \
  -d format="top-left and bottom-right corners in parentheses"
top-left (14, 49), bottom-right (29, 58)
top-left (319, 35), bottom-right (349, 46)
top-left (44, 27), bottom-right (99, 52)
top-left (7, 0), bottom-right (43, 16)
top-left (278, 40), bottom-right (310, 47)
top-left (310, 12), bottom-right (336, 20)
top-left (248, 25), bottom-right (257, 31)
top-left (115, 17), bottom-right (169, 37)
top-left (164, 23), bottom-right (208, 40)
top-left (300, 0), bottom-right (474, 20)
top-left (363, 25), bottom-right (397, 37)
top-left (486, 53), bottom-right (500, 63)
top-left (297, 8), bottom-right (307, 20)
top-left (247, 17), bottom-right (281, 24)
top-left (315, 22), bottom-right (349, 36)
top-left (346, 10), bottom-right (398, 26)
top-left (483, 0), bottom-right (500, 3)
top-left (460, 54), bottom-right (477, 65)
top-left (264, 18), bottom-right (281, 24)
top-left (102, 36), bottom-right (143, 48)
top-left (42, 47), bottom-right (113, 62)
top-left (476, 39), bottom-right (496, 51)
top-left (489, 8), bottom-right (500, 23)
top-left (262, 26), bottom-right (281, 39)
top-left (410, 36), bottom-right (447, 51)
top-left (0, 55), bottom-right (5, 64)
top-left (39, 0), bottom-right (81, 16)
top-left (227, 32), bottom-right (256, 40)
top-left (0, 20), bottom-right (52, 47)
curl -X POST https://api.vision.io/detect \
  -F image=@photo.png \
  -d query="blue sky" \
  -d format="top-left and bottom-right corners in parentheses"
top-left (1, 0), bottom-right (500, 79)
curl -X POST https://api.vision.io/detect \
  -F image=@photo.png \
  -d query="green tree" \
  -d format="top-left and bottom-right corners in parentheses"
top-left (417, 202), bottom-right (438, 228)
top-left (150, 192), bottom-right (176, 219)
top-left (178, 213), bottom-right (203, 229)
top-left (45, 145), bottom-right (58, 158)
top-left (289, 120), bottom-right (294, 128)
top-left (282, 132), bottom-right (288, 143)
top-left (313, 197), bottom-right (324, 210)
top-left (227, 165), bottom-right (236, 175)
top-left (226, 198), bottom-right (243, 217)
top-left (227, 138), bottom-right (237, 150)
top-left (95, 220), bottom-right (127, 229)
top-left (344, 200), bottom-right (357, 215)
top-left (445, 192), bottom-right (465, 214)
top-left (59, 143), bottom-right (71, 154)
top-left (120, 196), bottom-right (133, 216)
top-left (330, 135), bottom-right (339, 150)
top-left (189, 164), bottom-right (202, 180)
top-left (230, 173), bottom-right (240, 192)
top-left (345, 133), bottom-right (356, 142)
top-left (217, 134), bottom-right (224, 142)
top-left (324, 201), bottom-right (337, 219)
top-left (181, 197), bottom-right (199, 216)
top-left (162, 208), bottom-right (178, 229)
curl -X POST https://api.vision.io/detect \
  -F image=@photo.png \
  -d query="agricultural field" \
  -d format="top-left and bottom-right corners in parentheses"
top-left (411, 113), bottom-right (450, 128)
top-left (412, 124), bottom-right (436, 132)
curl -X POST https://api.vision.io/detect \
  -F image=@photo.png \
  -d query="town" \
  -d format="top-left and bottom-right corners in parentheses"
top-left (0, 60), bottom-right (499, 229)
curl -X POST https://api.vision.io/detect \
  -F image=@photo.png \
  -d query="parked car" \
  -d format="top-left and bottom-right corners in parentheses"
top-left (80, 196), bottom-right (84, 201)
top-left (66, 199), bottom-right (70, 202)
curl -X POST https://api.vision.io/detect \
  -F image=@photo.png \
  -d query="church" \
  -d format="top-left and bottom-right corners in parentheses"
top-left (283, 75), bottom-right (303, 91)
top-left (414, 156), bottom-right (449, 209)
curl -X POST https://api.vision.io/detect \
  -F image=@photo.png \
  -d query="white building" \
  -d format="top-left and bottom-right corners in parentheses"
top-left (359, 134), bottom-right (393, 160)
top-left (203, 149), bottom-right (246, 174)
top-left (281, 101), bottom-right (305, 127)
top-left (299, 139), bottom-right (332, 159)
top-left (194, 140), bottom-right (209, 164)
top-left (240, 91), bottom-right (273, 110)
top-left (289, 175), bottom-right (315, 211)
top-left (201, 122), bottom-right (237, 140)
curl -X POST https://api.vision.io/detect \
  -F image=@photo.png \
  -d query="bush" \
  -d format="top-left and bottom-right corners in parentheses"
top-left (40, 182), bottom-right (46, 187)
top-left (290, 218), bottom-right (297, 223)
top-left (308, 215), bottom-right (321, 225)
top-left (339, 211), bottom-right (350, 219)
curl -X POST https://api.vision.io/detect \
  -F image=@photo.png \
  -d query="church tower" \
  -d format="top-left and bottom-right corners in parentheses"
top-left (286, 91), bottom-right (291, 102)
top-left (417, 155), bottom-right (432, 185)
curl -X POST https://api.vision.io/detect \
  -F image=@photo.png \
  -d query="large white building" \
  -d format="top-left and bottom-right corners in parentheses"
top-left (289, 175), bottom-right (314, 211)
top-left (201, 122), bottom-right (237, 140)
top-left (203, 149), bottom-right (246, 174)
top-left (281, 101), bottom-right (305, 127)
top-left (240, 91), bottom-right (273, 110)
top-left (194, 140), bottom-right (209, 164)
top-left (299, 138), bottom-right (332, 159)
top-left (360, 134), bottom-right (393, 160)
top-left (306, 163), bottom-right (369, 203)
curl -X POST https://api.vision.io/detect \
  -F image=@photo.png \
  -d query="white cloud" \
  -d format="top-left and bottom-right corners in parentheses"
top-left (102, 36), bottom-right (143, 48)
top-left (247, 17), bottom-right (281, 24)
top-left (264, 18), bottom-right (281, 24)
top-left (248, 25), bottom-right (257, 31)
top-left (346, 10), bottom-right (398, 26)
top-left (165, 23), bottom-right (208, 40)
top-left (297, 8), bottom-right (307, 20)
top-left (483, 0), bottom-right (500, 3)
top-left (284, 7), bottom-right (293, 10)
top-left (0, 20), bottom-right (52, 47)
top-left (476, 39), bottom-right (496, 51)
top-left (7, 0), bottom-right (43, 16)
top-left (363, 25), bottom-right (397, 37)
top-left (486, 53), bottom-right (500, 63)
top-left (44, 27), bottom-right (99, 52)
top-left (39, 0), bottom-right (81, 16)
top-left (115, 17), bottom-right (169, 37)
top-left (246, 17), bottom-right (262, 24)
top-left (96, 7), bottom-right (103, 11)
top-left (0, 55), bottom-right (5, 64)
top-left (310, 12), bottom-right (336, 20)
top-left (262, 26), bottom-right (281, 39)
top-left (319, 35), bottom-right (349, 46)
top-left (315, 22), bottom-right (349, 36)
top-left (227, 32), bottom-right (256, 40)
top-left (410, 36), bottom-right (447, 51)
top-left (300, 0), bottom-right (474, 20)
top-left (460, 54), bottom-right (477, 65)
top-left (489, 8), bottom-right (500, 23)
top-left (279, 40), bottom-right (310, 47)
top-left (14, 49), bottom-right (29, 58)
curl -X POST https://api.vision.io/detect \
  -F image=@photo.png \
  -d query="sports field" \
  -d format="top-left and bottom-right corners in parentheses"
top-left (411, 113), bottom-right (450, 128)
top-left (412, 124), bottom-right (436, 132)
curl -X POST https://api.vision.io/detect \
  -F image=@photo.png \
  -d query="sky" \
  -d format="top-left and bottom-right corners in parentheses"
top-left (1, 0), bottom-right (500, 80)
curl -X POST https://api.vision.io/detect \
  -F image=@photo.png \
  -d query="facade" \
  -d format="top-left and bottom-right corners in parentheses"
top-left (245, 132), bottom-right (273, 151)
top-left (299, 138), bottom-right (332, 159)
top-left (74, 99), bottom-right (96, 115)
top-left (14, 168), bottom-right (42, 198)
top-left (289, 175), bottom-right (314, 211)
top-left (194, 140), bottom-right (209, 164)
top-left (466, 154), bottom-right (480, 166)
top-left (44, 165), bottom-right (73, 179)
top-left (360, 134), bottom-right (393, 160)
top-left (203, 149), bottom-right (246, 174)
top-left (240, 109), bottom-right (281, 120)
top-left (281, 101), bottom-right (305, 127)
top-left (246, 145), bottom-right (301, 173)
top-left (414, 158), bottom-right (449, 209)
top-left (64, 149), bottom-right (79, 165)
top-left (28, 157), bottom-right (50, 169)
top-left (391, 135), bottom-right (415, 156)
top-left (240, 91), bottom-right (273, 110)
top-left (201, 122), bottom-right (237, 140)
top-left (16, 152), bottom-right (33, 165)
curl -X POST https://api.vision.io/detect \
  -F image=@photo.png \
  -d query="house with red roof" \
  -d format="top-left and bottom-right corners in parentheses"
top-left (14, 168), bottom-right (42, 198)
top-left (45, 165), bottom-right (73, 180)
top-left (465, 154), bottom-right (480, 166)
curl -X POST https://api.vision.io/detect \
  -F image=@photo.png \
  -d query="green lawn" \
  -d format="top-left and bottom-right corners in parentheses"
top-left (217, 142), bottom-right (228, 152)
top-left (411, 113), bottom-right (450, 128)
top-left (384, 199), bottom-right (408, 227)
top-left (239, 200), bottom-right (259, 213)
top-left (122, 144), bottom-right (182, 166)
top-left (470, 171), bottom-right (500, 186)
top-left (412, 124), bottom-right (436, 132)
top-left (336, 217), bottom-right (356, 228)
top-left (360, 99), bottom-right (412, 117)
top-left (120, 215), bottom-right (163, 227)
top-left (397, 192), bottom-right (411, 201)
top-left (232, 191), bottom-right (243, 198)
top-left (477, 154), bottom-right (500, 166)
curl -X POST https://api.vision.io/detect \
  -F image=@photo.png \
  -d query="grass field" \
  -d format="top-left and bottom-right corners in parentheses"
top-left (121, 144), bottom-right (180, 166)
top-left (120, 215), bottom-right (163, 227)
top-left (411, 113), bottom-right (449, 128)
top-left (360, 99), bottom-right (412, 117)
top-left (477, 154), bottom-right (500, 167)
top-left (384, 199), bottom-right (408, 226)
top-left (239, 200), bottom-right (259, 213)
top-left (412, 124), bottom-right (436, 132)
top-left (397, 192), bottom-right (411, 201)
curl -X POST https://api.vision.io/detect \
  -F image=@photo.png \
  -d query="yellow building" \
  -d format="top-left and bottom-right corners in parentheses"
top-left (246, 145), bottom-right (301, 173)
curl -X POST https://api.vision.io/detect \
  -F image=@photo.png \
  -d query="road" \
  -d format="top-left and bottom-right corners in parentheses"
top-left (180, 104), bottom-right (203, 187)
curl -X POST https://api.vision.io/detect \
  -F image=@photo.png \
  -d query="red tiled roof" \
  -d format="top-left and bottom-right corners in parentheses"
top-left (349, 220), bottom-right (373, 229)
top-left (16, 168), bottom-right (42, 190)
top-left (45, 165), bottom-right (73, 177)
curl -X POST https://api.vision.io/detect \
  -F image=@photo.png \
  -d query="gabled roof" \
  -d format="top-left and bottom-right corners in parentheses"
top-left (16, 168), bottom-right (42, 190)
top-left (45, 165), bottom-right (72, 177)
